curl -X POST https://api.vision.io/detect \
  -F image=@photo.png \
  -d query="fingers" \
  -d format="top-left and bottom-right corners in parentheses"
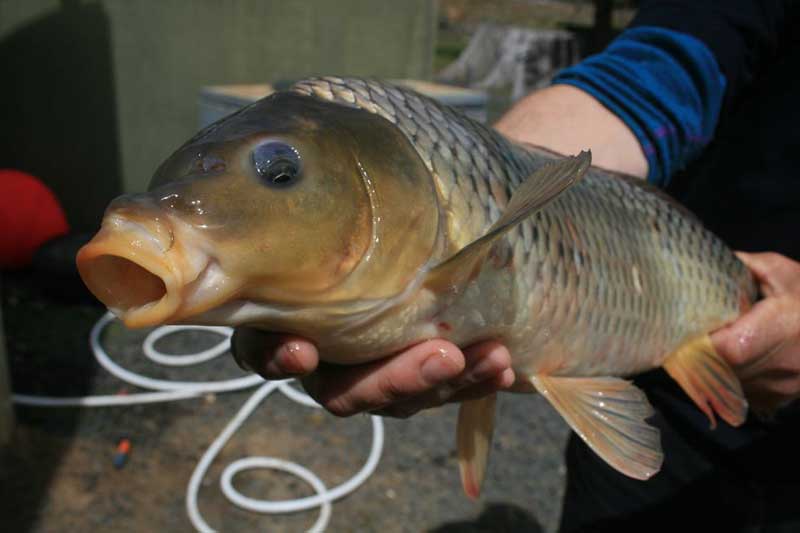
top-left (371, 341), bottom-right (515, 418)
top-left (371, 369), bottom-right (512, 419)
top-left (231, 327), bottom-right (516, 418)
top-left (741, 370), bottom-right (800, 412)
top-left (231, 327), bottom-right (319, 379)
top-left (712, 297), bottom-right (800, 371)
top-left (736, 251), bottom-right (800, 296)
top-left (713, 254), bottom-right (800, 412)
top-left (444, 367), bottom-right (516, 403)
top-left (304, 340), bottom-right (515, 418)
top-left (302, 340), bottom-right (465, 417)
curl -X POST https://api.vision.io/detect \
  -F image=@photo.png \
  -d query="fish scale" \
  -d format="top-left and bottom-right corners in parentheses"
top-left (292, 77), bottom-right (754, 377)
top-left (79, 77), bottom-right (759, 490)
top-left (293, 78), bottom-right (527, 250)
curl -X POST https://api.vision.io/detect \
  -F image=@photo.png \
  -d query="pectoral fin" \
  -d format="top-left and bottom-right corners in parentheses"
top-left (531, 375), bottom-right (662, 480)
top-left (662, 334), bottom-right (748, 428)
top-left (456, 393), bottom-right (497, 499)
top-left (425, 151), bottom-right (591, 292)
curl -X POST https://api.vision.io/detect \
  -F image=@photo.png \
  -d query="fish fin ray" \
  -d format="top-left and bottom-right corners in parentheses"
top-left (424, 151), bottom-right (591, 292)
top-left (456, 393), bottom-right (497, 500)
top-left (662, 334), bottom-right (748, 428)
top-left (531, 375), bottom-right (662, 480)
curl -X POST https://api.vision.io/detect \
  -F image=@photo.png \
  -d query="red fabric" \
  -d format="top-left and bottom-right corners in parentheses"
top-left (0, 169), bottom-right (69, 269)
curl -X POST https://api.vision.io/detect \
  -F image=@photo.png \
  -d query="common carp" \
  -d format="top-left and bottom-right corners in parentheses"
top-left (77, 77), bottom-right (757, 498)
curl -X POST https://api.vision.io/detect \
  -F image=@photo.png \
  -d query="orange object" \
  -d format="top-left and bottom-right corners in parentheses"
top-left (116, 438), bottom-right (131, 455)
top-left (113, 438), bottom-right (132, 469)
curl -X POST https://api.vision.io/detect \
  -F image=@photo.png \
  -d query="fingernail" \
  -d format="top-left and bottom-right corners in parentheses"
top-left (285, 341), bottom-right (302, 355)
top-left (274, 341), bottom-right (304, 375)
top-left (421, 348), bottom-right (459, 384)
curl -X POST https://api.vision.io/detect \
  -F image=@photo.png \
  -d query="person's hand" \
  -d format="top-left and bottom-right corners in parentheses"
top-left (711, 252), bottom-right (800, 412)
top-left (231, 331), bottom-right (515, 418)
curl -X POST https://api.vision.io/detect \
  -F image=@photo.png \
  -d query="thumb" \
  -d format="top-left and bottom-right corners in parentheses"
top-left (736, 252), bottom-right (800, 296)
top-left (711, 296), bottom-right (800, 377)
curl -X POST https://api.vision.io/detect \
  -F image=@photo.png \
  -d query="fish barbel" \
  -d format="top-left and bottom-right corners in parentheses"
top-left (77, 77), bottom-right (757, 497)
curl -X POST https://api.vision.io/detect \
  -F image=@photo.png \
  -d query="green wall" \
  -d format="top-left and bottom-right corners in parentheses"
top-left (0, 0), bottom-right (436, 230)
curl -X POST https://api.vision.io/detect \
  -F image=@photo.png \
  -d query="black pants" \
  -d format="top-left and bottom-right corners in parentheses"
top-left (559, 370), bottom-right (800, 533)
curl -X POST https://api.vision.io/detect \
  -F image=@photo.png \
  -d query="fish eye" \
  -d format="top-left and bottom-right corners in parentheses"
top-left (252, 141), bottom-right (301, 187)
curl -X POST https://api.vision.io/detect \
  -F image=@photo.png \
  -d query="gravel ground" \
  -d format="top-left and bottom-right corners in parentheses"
top-left (1, 270), bottom-right (572, 532)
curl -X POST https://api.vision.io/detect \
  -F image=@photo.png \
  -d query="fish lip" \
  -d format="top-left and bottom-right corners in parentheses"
top-left (76, 213), bottom-right (209, 328)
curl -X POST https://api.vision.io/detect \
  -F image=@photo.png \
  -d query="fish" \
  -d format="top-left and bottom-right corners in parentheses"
top-left (77, 77), bottom-right (757, 498)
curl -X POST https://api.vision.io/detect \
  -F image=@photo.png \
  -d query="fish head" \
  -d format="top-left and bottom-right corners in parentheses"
top-left (77, 91), bottom-right (440, 330)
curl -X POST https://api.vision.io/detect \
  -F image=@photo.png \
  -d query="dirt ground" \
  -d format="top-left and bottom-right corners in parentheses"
top-left (2, 270), bottom-right (571, 532)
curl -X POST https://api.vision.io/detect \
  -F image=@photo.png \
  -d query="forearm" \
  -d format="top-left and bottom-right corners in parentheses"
top-left (498, 24), bottom-right (729, 187)
top-left (493, 85), bottom-right (649, 179)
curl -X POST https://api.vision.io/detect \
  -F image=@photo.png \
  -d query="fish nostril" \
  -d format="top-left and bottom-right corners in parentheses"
top-left (202, 155), bottom-right (227, 173)
top-left (191, 154), bottom-right (227, 174)
top-left (156, 193), bottom-right (207, 221)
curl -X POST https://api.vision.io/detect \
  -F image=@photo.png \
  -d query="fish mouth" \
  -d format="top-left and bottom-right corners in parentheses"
top-left (77, 213), bottom-right (226, 328)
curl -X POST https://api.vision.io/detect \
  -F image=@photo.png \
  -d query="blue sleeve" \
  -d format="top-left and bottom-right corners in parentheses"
top-left (551, 26), bottom-right (726, 187)
top-left (630, 0), bottom-right (788, 108)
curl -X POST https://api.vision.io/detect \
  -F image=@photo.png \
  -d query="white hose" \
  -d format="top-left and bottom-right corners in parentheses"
top-left (143, 325), bottom-right (234, 367)
top-left (11, 312), bottom-right (385, 532)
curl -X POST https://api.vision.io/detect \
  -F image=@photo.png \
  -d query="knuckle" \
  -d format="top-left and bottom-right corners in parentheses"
top-left (777, 377), bottom-right (800, 399)
top-left (376, 373), bottom-right (406, 405)
top-left (322, 395), bottom-right (356, 417)
top-left (309, 382), bottom-right (357, 418)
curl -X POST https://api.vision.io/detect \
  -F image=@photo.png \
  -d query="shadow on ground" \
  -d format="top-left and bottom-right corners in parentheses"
top-left (0, 269), bottom-right (103, 531)
top-left (431, 502), bottom-right (544, 532)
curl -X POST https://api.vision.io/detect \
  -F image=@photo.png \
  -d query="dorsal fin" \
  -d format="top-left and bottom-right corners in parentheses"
top-left (425, 151), bottom-right (591, 292)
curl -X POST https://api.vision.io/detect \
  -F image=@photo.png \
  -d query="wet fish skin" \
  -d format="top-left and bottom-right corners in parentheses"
top-left (77, 77), bottom-right (757, 493)
top-left (292, 78), bottom-right (755, 377)
top-left (292, 78), bottom-right (756, 489)
top-left (79, 89), bottom-right (442, 331)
